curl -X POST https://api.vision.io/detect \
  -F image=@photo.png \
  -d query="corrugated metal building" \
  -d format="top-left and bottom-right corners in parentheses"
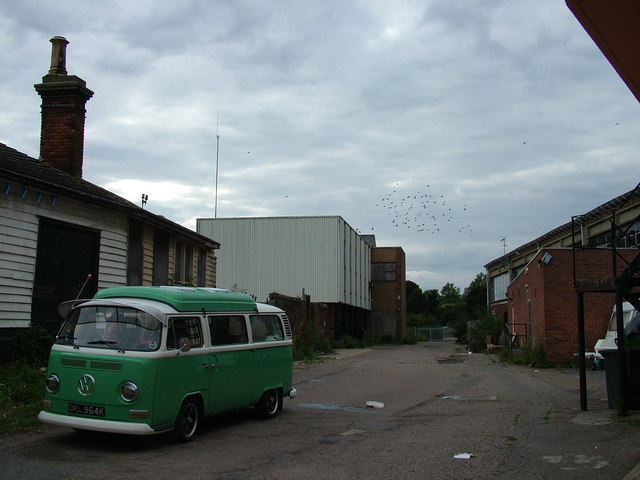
top-left (196, 216), bottom-right (370, 307)
top-left (196, 216), bottom-right (372, 338)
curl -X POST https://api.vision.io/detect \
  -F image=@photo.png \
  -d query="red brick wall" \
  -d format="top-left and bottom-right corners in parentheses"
top-left (35, 81), bottom-right (93, 178)
top-left (507, 249), bottom-right (638, 363)
top-left (267, 291), bottom-right (334, 340)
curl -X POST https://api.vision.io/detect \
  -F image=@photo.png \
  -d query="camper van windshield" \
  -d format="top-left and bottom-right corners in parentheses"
top-left (57, 306), bottom-right (162, 352)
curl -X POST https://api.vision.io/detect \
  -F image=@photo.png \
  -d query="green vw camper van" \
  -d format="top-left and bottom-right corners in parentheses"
top-left (39, 286), bottom-right (296, 442)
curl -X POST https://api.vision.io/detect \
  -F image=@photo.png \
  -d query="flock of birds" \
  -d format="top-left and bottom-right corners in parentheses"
top-left (376, 185), bottom-right (474, 235)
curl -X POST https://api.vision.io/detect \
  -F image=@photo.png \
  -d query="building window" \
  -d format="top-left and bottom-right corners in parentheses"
top-left (512, 264), bottom-right (526, 279)
top-left (372, 262), bottom-right (396, 282)
top-left (489, 272), bottom-right (509, 303)
top-left (589, 220), bottom-right (640, 248)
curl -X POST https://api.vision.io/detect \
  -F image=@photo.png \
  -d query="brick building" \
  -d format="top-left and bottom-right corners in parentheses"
top-left (371, 246), bottom-right (406, 339)
top-left (486, 187), bottom-right (640, 364)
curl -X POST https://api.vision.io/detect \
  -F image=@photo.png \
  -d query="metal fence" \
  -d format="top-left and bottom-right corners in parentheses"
top-left (411, 326), bottom-right (457, 341)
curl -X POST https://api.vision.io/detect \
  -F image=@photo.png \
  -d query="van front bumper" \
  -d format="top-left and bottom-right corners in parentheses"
top-left (38, 411), bottom-right (166, 436)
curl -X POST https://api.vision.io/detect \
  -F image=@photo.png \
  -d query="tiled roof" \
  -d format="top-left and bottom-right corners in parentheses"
top-left (0, 142), bottom-right (219, 248)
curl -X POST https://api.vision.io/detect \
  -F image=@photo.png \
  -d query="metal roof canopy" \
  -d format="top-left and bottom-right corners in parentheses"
top-left (566, 0), bottom-right (640, 104)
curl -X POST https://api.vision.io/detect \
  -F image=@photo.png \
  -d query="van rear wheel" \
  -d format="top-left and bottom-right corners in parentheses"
top-left (173, 398), bottom-right (200, 442)
top-left (255, 389), bottom-right (280, 419)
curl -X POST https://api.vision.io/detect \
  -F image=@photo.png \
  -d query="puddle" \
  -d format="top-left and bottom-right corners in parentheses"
top-left (297, 403), bottom-right (383, 415)
top-left (439, 394), bottom-right (498, 401)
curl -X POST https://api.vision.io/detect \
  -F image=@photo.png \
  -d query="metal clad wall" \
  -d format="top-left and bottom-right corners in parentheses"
top-left (196, 216), bottom-right (371, 308)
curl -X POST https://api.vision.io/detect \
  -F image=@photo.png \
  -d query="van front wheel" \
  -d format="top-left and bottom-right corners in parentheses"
top-left (256, 389), bottom-right (280, 419)
top-left (173, 398), bottom-right (200, 442)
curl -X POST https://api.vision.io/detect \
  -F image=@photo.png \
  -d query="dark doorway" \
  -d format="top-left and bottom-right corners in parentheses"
top-left (153, 229), bottom-right (169, 285)
top-left (31, 219), bottom-right (99, 332)
top-left (197, 247), bottom-right (207, 286)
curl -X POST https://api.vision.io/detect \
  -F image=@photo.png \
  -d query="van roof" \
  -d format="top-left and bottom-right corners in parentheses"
top-left (93, 286), bottom-right (258, 313)
top-left (256, 303), bottom-right (285, 314)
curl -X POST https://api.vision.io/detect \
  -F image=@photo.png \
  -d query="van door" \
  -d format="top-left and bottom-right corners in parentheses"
top-left (154, 316), bottom-right (209, 429)
top-left (207, 315), bottom-right (255, 413)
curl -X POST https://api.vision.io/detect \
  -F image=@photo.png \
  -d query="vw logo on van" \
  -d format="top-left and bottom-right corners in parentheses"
top-left (77, 374), bottom-right (96, 396)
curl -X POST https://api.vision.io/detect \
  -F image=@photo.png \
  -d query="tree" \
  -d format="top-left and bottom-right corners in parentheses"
top-left (424, 289), bottom-right (440, 316)
top-left (463, 272), bottom-right (487, 320)
top-left (440, 282), bottom-right (461, 304)
top-left (406, 280), bottom-right (427, 315)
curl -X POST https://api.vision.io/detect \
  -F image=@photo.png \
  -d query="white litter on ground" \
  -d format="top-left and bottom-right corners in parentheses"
top-left (454, 453), bottom-right (474, 459)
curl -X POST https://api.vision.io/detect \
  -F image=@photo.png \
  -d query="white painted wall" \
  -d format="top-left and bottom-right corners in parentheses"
top-left (0, 184), bottom-right (127, 327)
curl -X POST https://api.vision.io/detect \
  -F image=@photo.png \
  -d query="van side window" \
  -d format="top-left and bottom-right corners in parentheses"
top-left (167, 317), bottom-right (203, 349)
top-left (209, 315), bottom-right (248, 345)
top-left (250, 315), bottom-right (284, 342)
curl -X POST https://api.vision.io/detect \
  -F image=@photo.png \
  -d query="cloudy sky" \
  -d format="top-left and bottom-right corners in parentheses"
top-left (1, 1), bottom-right (639, 292)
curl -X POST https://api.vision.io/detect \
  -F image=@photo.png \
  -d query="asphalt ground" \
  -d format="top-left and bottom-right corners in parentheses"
top-left (294, 342), bottom-right (640, 479)
top-left (2, 341), bottom-right (640, 480)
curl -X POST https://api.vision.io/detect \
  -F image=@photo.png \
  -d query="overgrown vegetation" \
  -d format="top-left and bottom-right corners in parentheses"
top-left (0, 325), bottom-right (53, 434)
top-left (499, 341), bottom-right (553, 368)
top-left (466, 314), bottom-right (503, 353)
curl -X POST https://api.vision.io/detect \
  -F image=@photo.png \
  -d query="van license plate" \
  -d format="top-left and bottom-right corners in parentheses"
top-left (68, 403), bottom-right (105, 417)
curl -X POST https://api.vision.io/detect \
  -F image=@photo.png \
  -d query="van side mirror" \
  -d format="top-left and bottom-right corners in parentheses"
top-left (178, 337), bottom-right (192, 354)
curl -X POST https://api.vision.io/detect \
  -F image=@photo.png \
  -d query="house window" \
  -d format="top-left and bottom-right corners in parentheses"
top-left (174, 241), bottom-right (193, 285)
top-left (489, 272), bottom-right (509, 303)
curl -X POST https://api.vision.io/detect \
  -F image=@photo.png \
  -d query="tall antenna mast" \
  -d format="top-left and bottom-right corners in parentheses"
top-left (214, 111), bottom-right (220, 218)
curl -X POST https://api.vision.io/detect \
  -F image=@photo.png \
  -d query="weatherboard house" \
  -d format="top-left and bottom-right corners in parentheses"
top-left (0, 37), bottom-right (219, 361)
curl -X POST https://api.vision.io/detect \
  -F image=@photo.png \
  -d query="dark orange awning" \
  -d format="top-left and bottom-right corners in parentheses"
top-left (566, 0), bottom-right (640, 104)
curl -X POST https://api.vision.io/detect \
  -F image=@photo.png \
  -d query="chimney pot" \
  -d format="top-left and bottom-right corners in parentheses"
top-left (48, 36), bottom-right (69, 75)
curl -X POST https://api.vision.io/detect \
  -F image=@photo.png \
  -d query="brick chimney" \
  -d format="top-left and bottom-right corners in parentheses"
top-left (34, 36), bottom-right (93, 178)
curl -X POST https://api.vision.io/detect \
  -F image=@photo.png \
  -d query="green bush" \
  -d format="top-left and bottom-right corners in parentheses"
top-left (292, 322), bottom-right (334, 361)
top-left (0, 361), bottom-right (46, 433)
top-left (333, 335), bottom-right (361, 349)
top-left (13, 325), bottom-right (54, 367)
top-left (467, 314), bottom-right (502, 353)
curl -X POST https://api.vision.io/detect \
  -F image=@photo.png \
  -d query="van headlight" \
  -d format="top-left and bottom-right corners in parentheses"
top-left (120, 381), bottom-right (140, 402)
top-left (45, 374), bottom-right (60, 394)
